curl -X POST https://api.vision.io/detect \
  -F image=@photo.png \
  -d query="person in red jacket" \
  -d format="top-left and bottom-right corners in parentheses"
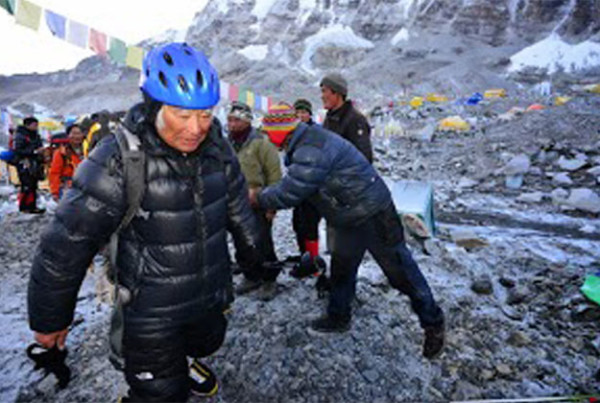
top-left (48, 124), bottom-right (84, 201)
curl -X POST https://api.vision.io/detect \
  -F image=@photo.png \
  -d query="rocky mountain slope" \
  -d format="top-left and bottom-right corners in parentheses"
top-left (1, 0), bottom-right (600, 115)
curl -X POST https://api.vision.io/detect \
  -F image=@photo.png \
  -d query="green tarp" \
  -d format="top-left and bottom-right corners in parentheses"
top-left (385, 179), bottom-right (436, 238)
top-left (0, 0), bottom-right (16, 15)
top-left (581, 274), bottom-right (600, 306)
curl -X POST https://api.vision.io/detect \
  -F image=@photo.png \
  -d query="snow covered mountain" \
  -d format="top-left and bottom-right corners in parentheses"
top-left (1, 0), bottom-right (599, 114)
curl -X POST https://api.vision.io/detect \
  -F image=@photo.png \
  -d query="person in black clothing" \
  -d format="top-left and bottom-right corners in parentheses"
top-left (14, 116), bottom-right (45, 214)
top-left (320, 73), bottom-right (373, 163)
top-left (288, 98), bottom-right (325, 277)
top-left (28, 43), bottom-right (261, 402)
top-left (253, 103), bottom-right (445, 359)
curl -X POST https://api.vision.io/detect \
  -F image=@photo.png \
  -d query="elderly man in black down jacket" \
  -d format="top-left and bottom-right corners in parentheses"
top-left (253, 103), bottom-right (445, 359)
top-left (28, 43), bottom-right (260, 402)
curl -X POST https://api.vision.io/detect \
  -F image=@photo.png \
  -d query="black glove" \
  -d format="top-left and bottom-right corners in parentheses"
top-left (26, 343), bottom-right (71, 389)
top-left (290, 252), bottom-right (325, 279)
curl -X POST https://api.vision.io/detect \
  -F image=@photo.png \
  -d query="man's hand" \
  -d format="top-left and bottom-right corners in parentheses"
top-left (265, 209), bottom-right (276, 222)
top-left (248, 188), bottom-right (260, 208)
top-left (34, 329), bottom-right (69, 349)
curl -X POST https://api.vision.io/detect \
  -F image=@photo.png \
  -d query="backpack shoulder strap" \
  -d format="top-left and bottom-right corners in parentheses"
top-left (109, 125), bottom-right (146, 278)
top-left (113, 125), bottom-right (146, 231)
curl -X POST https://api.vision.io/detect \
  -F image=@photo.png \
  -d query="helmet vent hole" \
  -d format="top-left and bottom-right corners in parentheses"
top-left (163, 52), bottom-right (174, 66)
top-left (184, 48), bottom-right (192, 56)
top-left (178, 75), bottom-right (189, 93)
top-left (145, 69), bottom-right (150, 77)
top-left (196, 70), bottom-right (204, 87)
top-left (158, 71), bottom-right (168, 87)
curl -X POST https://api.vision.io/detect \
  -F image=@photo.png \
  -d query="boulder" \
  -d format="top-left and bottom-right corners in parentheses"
top-left (451, 228), bottom-right (489, 250)
top-left (587, 166), bottom-right (600, 176)
top-left (471, 276), bottom-right (494, 295)
top-left (557, 156), bottom-right (587, 171)
top-left (550, 188), bottom-right (569, 204)
top-left (516, 192), bottom-right (544, 203)
top-left (552, 172), bottom-right (573, 185)
top-left (565, 188), bottom-right (600, 213)
top-left (503, 154), bottom-right (530, 175)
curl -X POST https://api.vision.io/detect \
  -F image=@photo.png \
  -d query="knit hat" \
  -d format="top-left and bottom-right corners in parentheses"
top-left (320, 73), bottom-right (348, 97)
top-left (262, 103), bottom-right (299, 148)
top-left (293, 99), bottom-right (313, 115)
top-left (228, 101), bottom-right (253, 122)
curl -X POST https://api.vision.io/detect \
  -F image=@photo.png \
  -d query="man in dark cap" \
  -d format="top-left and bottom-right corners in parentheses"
top-left (320, 73), bottom-right (372, 163)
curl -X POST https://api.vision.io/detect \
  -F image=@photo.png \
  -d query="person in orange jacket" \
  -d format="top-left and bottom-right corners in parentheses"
top-left (49, 124), bottom-right (84, 201)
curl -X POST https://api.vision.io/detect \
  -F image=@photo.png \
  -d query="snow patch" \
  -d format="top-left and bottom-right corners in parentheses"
top-left (509, 33), bottom-right (600, 74)
top-left (300, 24), bottom-right (374, 74)
top-left (238, 44), bottom-right (269, 61)
top-left (252, 0), bottom-right (278, 20)
top-left (391, 28), bottom-right (410, 46)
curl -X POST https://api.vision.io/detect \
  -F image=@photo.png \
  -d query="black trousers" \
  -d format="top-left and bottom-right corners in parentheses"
top-left (328, 203), bottom-right (443, 328)
top-left (235, 209), bottom-right (280, 281)
top-left (17, 162), bottom-right (39, 211)
top-left (292, 200), bottom-right (321, 253)
top-left (123, 311), bottom-right (227, 402)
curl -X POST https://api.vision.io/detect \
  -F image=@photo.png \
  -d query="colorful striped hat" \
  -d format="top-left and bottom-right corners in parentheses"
top-left (262, 103), bottom-right (299, 147)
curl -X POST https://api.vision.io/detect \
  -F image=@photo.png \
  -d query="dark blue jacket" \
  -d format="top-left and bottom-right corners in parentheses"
top-left (257, 123), bottom-right (391, 227)
top-left (29, 104), bottom-right (258, 333)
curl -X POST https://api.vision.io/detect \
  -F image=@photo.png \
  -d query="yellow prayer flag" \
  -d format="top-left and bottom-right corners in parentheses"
top-left (246, 91), bottom-right (255, 108)
top-left (15, 0), bottom-right (41, 31)
top-left (126, 46), bottom-right (144, 70)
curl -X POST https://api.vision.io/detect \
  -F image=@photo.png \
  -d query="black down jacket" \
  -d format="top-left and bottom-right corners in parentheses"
top-left (14, 125), bottom-right (43, 158)
top-left (323, 100), bottom-right (373, 163)
top-left (28, 104), bottom-right (258, 333)
top-left (257, 123), bottom-right (391, 227)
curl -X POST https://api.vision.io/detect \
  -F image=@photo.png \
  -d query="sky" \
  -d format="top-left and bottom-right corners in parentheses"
top-left (0, 0), bottom-right (208, 75)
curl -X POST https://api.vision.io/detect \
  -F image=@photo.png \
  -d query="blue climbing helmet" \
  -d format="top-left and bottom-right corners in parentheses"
top-left (140, 42), bottom-right (220, 109)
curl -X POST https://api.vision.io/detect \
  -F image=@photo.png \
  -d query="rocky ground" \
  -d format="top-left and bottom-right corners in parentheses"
top-left (1, 94), bottom-right (600, 402)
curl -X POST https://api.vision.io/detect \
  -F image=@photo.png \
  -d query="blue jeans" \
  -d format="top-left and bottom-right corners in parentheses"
top-left (328, 203), bottom-right (443, 328)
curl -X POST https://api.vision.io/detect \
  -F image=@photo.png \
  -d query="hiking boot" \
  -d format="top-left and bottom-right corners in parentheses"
top-left (291, 252), bottom-right (324, 279)
top-left (235, 277), bottom-right (263, 295)
top-left (189, 359), bottom-right (219, 397)
top-left (256, 281), bottom-right (278, 302)
top-left (310, 314), bottom-right (351, 333)
top-left (423, 323), bottom-right (445, 359)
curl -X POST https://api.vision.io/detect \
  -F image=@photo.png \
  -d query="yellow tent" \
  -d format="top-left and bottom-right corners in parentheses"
top-left (554, 96), bottom-right (571, 106)
top-left (38, 119), bottom-right (63, 131)
top-left (484, 89), bottom-right (507, 99)
top-left (583, 84), bottom-right (600, 94)
top-left (438, 116), bottom-right (471, 132)
top-left (426, 93), bottom-right (448, 103)
top-left (410, 96), bottom-right (424, 109)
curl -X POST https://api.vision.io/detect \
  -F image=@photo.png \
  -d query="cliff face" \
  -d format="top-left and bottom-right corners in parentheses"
top-left (1, 0), bottom-right (599, 114)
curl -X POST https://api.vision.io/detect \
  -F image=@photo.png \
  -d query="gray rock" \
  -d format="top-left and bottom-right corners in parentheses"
top-left (571, 303), bottom-right (600, 322)
top-left (499, 277), bottom-right (516, 288)
top-left (552, 172), bottom-right (573, 185)
top-left (450, 228), bottom-right (489, 249)
top-left (565, 188), bottom-right (600, 213)
top-left (550, 188), bottom-right (569, 204)
top-left (496, 363), bottom-right (512, 377)
top-left (516, 191), bottom-right (544, 203)
top-left (505, 174), bottom-right (524, 189)
top-left (503, 154), bottom-right (531, 175)
top-left (471, 276), bottom-right (494, 295)
top-left (458, 177), bottom-right (478, 189)
top-left (416, 124), bottom-right (436, 142)
top-left (589, 166), bottom-right (600, 176)
top-left (507, 330), bottom-right (531, 347)
top-left (528, 166), bottom-right (543, 176)
top-left (507, 285), bottom-right (529, 305)
top-left (557, 156), bottom-right (587, 171)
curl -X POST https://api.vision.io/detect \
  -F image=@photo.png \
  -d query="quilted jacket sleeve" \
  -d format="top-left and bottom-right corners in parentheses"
top-left (28, 136), bottom-right (127, 333)
top-left (257, 144), bottom-right (331, 210)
